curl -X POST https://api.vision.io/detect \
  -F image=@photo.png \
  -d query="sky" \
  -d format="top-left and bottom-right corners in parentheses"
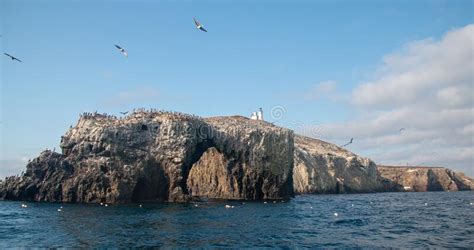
top-left (1, 0), bottom-right (473, 178)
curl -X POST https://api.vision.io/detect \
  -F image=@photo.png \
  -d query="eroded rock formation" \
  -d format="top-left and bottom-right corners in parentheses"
top-left (1, 110), bottom-right (472, 203)
top-left (378, 166), bottom-right (474, 192)
top-left (293, 135), bottom-right (384, 194)
top-left (0, 112), bottom-right (294, 203)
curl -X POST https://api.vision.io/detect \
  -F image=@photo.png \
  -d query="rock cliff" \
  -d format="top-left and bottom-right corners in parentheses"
top-left (0, 111), bottom-right (294, 203)
top-left (1, 110), bottom-right (472, 203)
top-left (378, 166), bottom-right (474, 192)
top-left (292, 135), bottom-right (384, 194)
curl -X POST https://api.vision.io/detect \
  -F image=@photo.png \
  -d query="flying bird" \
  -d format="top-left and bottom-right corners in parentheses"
top-left (399, 128), bottom-right (406, 133)
top-left (341, 138), bottom-right (353, 147)
top-left (114, 44), bottom-right (128, 57)
top-left (4, 53), bottom-right (22, 62)
top-left (120, 111), bottom-right (128, 115)
top-left (193, 18), bottom-right (207, 32)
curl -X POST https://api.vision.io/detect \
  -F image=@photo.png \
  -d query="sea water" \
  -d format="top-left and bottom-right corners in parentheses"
top-left (1, 191), bottom-right (473, 248)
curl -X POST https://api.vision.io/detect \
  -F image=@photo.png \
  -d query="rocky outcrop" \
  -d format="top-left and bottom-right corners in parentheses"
top-left (0, 111), bottom-right (294, 203)
top-left (378, 166), bottom-right (474, 192)
top-left (293, 135), bottom-right (384, 194)
top-left (2, 110), bottom-right (471, 203)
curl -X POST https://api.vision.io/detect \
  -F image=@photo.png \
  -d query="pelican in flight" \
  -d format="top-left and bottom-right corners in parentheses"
top-left (4, 53), bottom-right (22, 62)
top-left (341, 138), bottom-right (353, 147)
top-left (193, 18), bottom-right (207, 32)
top-left (114, 44), bottom-right (128, 57)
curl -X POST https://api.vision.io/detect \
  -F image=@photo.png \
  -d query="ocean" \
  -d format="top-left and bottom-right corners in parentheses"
top-left (1, 191), bottom-right (473, 248)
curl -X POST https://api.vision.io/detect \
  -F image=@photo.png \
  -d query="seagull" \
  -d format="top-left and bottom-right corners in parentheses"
top-left (334, 212), bottom-right (338, 217)
top-left (114, 44), bottom-right (128, 57)
top-left (399, 128), bottom-right (406, 133)
top-left (4, 53), bottom-right (22, 62)
top-left (120, 111), bottom-right (128, 115)
top-left (341, 138), bottom-right (353, 147)
top-left (193, 18), bottom-right (207, 32)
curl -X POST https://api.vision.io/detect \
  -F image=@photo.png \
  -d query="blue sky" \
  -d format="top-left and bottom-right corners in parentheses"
top-left (1, 0), bottom-right (473, 177)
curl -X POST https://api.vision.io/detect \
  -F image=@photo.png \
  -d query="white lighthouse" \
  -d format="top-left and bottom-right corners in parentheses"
top-left (250, 108), bottom-right (264, 121)
top-left (257, 108), bottom-right (263, 121)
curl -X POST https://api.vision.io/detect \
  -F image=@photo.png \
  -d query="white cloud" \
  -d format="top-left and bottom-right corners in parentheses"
top-left (352, 24), bottom-right (474, 109)
top-left (314, 24), bottom-right (474, 176)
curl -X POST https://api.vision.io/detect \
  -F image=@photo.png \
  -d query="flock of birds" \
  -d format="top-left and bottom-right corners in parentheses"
top-left (3, 17), bottom-right (411, 154)
top-left (3, 17), bottom-right (208, 62)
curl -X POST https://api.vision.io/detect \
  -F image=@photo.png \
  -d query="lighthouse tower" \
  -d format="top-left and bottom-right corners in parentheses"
top-left (257, 108), bottom-right (263, 121)
top-left (250, 108), bottom-right (264, 121)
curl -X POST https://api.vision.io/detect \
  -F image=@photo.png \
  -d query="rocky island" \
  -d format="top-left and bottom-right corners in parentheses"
top-left (1, 110), bottom-right (472, 203)
top-left (1, 111), bottom-right (294, 203)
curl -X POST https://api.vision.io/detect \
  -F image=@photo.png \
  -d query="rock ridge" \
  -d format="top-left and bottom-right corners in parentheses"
top-left (1, 111), bottom-right (294, 203)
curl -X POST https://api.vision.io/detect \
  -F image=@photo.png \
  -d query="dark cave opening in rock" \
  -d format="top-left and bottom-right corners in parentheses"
top-left (255, 175), bottom-right (264, 199)
top-left (427, 170), bottom-right (444, 191)
top-left (131, 161), bottom-right (169, 202)
top-left (180, 139), bottom-right (217, 195)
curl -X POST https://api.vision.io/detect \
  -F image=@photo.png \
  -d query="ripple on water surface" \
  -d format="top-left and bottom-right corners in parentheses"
top-left (0, 191), bottom-right (473, 248)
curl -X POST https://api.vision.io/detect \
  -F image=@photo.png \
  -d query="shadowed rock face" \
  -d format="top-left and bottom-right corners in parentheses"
top-left (378, 166), bottom-right (474, 192)
top-left (293, 135), bottom-right (385, 194)
top-left (0, 112), bottom-right (294, 203)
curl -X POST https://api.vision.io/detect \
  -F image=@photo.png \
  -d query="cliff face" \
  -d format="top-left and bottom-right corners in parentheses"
top-left (293, 135), bottom-right (384, 194)
top-left (1, 110), bottom-right (471, 203)
top-left (0, 112), bottom-right (294, 203)
top-left (378, 166), bottom-right (474, 192)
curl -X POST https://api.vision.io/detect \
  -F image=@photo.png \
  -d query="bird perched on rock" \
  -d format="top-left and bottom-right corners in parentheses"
top-left (341, 138), bottom-right (353, 147)
top-left (114, 44), bottom-right (128, 57)
top-left (193, 18), bottom-right (207, 32)
top-left (4, 53), bottom-right (22, 62)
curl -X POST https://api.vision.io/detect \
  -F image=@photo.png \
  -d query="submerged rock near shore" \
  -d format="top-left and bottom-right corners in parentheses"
top-left (378, 166), bottom-right (474, 192)
top-left (0, 111), bottom-right (294, 203)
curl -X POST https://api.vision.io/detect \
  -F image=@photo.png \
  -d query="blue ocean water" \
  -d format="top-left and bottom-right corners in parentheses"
top-left (1, 191), bottom-right (473, 248)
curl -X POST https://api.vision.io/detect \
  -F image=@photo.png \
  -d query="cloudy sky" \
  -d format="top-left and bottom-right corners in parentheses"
top-left (317, 24), bottom-right (473, 175)
top-left (1, 0), bottom-right (473, 178)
